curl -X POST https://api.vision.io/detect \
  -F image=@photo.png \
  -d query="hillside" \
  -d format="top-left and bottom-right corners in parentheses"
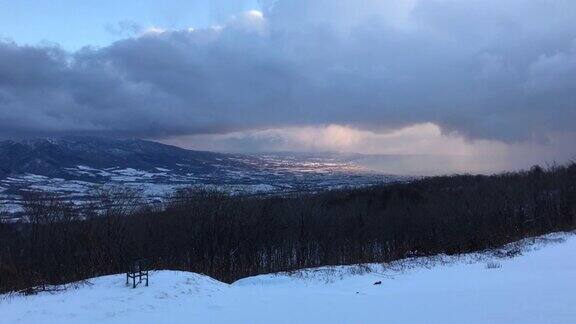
top-left (0, 137), bottom-right (397, 215)
top-left (0, 137), bottom-right (231, 178)
top-left (2, 232), bottom-right (574, 324)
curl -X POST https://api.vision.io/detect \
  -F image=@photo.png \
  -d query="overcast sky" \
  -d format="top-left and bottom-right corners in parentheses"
top-left (0, 0), bottom-right (575, 174)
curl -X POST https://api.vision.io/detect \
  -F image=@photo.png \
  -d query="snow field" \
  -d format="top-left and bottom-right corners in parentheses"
top-left (2, 232), bottom-right (575, 324)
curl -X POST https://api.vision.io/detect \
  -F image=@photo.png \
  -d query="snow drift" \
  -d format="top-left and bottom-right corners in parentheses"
top-left (2, 232), bottom-right (575, 324)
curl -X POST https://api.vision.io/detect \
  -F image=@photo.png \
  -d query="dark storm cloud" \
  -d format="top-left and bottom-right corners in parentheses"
top-left (0, 0), bottom-right (575, 141)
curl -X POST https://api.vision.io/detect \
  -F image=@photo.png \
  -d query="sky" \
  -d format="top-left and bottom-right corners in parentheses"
top-left (0, 0), bottom-right (575, 174)
top-left (0, 0), bottom-right (259, 50)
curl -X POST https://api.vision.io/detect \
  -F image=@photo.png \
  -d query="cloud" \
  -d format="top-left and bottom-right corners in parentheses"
top-left (209, 0), bottom-right (258, 22)
top-left (161, 123), bottom-right (576, 175)
top-left (105, 20), bottom-right (143, 38)
top-left (0, 0), bottom-right (575, 149)
top-left (162, 123), bottom-right (470, 154)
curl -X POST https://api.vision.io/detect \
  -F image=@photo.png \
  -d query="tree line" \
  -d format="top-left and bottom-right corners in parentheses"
top-left (1, 163), bottom-right (575, 293)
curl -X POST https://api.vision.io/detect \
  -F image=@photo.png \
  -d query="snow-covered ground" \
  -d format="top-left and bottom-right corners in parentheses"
top-left (0, 162), bottom-right (402, 218)
top-left (2, 232), bottom-right (575, 324)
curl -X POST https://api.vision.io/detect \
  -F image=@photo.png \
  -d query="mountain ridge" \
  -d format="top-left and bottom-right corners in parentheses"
top-left (0, 136), bottom-right (250, 179)
top-left (0, 136), bottom-right (400, 215)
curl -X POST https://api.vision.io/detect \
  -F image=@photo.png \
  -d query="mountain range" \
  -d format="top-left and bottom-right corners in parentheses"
top-left (0, 137), bottom-right (401, 215)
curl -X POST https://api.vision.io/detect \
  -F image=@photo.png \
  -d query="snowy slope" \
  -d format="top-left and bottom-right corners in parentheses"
top-left (2, 232), bottom-right (575, 324)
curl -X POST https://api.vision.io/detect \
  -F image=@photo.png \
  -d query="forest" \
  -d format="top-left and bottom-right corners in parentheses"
top-left (1, 163), bottom-right (575, 293)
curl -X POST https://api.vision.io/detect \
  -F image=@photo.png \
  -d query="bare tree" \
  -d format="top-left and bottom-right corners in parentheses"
top-left (1, 162), bottom-right (575, 293)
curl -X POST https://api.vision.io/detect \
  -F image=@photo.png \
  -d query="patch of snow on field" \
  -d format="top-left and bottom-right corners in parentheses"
top-left (30, 181), bottom-right (93, 194)
top-left (109, 168), bottom-right (157, 181)
top-left (252, 183), bottom-right (277, 192)
top-left (20, 174), bottom-right (50, 181)
top-left (0, 201), bottom-right (24, 214)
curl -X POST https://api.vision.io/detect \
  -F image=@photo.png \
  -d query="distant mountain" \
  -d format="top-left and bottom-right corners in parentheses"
top-left (0, 137), bottom-right (403, 215)
top-left (0, 136), bottom-right (250, 179)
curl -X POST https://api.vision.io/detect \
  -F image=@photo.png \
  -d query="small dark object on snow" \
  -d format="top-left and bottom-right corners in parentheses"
top-left (373, 281), bottom-right (382, 285)
top-left (126, 259), bottom-right (149, 288)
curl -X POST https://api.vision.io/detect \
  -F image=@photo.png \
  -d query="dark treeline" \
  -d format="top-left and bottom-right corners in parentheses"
top-left (1, 163), bottom-right (575, 293)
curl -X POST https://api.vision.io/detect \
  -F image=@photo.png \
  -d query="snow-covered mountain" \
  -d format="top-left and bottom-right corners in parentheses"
top-left (0, 137), bottom-right (403, 215)
top-left (0, 136), bottom-right (318, 180)
top-left (2, 231), bottom-right (574, 324)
